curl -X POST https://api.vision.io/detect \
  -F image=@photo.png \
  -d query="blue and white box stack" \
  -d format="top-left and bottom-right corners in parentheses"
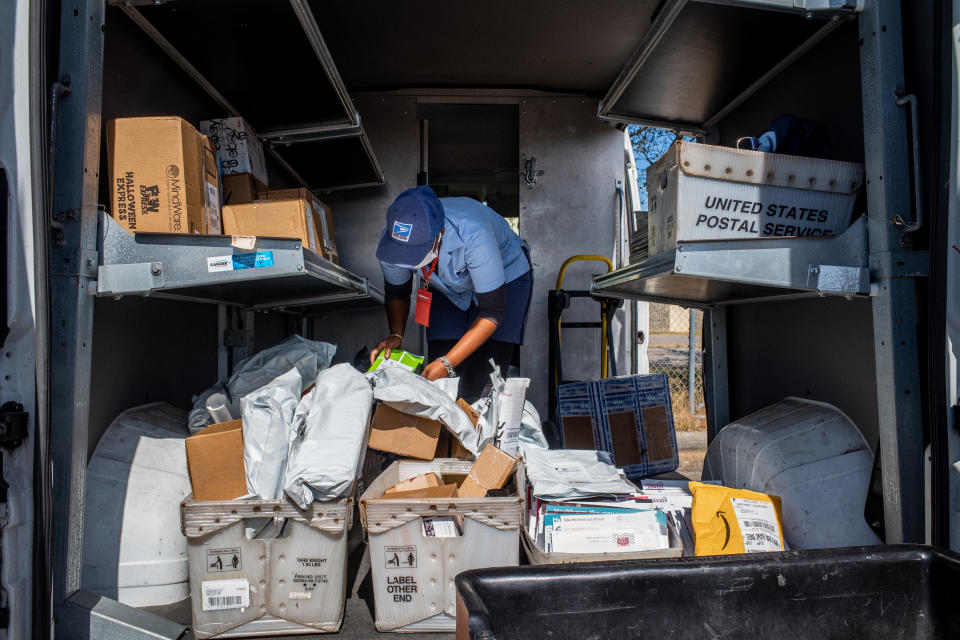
top-left (556, 374), bottom-right (679, 478)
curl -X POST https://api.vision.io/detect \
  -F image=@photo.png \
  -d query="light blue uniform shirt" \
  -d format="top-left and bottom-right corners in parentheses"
top-left (380, 197), bottom-right (530, 311)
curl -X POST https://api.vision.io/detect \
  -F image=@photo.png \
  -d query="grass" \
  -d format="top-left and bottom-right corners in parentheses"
top-left (671, 392), bottom-right (707, 432)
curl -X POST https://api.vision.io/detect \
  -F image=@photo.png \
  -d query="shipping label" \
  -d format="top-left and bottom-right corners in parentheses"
top-left (207, 251), bottom-right (275, 273)
top-left (730, 497), bottom-right (783, 553)
top-left (421, 516), bottom-right (460, 538)
top-left (201, 578), bottom-right (249, 611)
top-left (205, 181), bottom-right (221, 234)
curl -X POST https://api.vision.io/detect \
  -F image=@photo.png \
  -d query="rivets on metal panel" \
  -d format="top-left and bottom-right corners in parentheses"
top-left (231, 509), bottom-right (238, 515)
top-left (724, 167), bottom-right (732, 174)
top-left (273, 505), bottom-right (281, 512)
top-left (429, 504), bottom-right (437, 511)
top-left (447, 504), bottom-right (456, 510)
top-left (253, 505), bottom-right (261, 512)
top-left (829, 179), bottom-right (836, 188)
top-left (787, 174), bottom-right (796, 183)
top-left (808, 177), bottom-right (816, 186)
top-left (150, 263), bottom-right (161, 276)
top-left (297, 264), bottom-right (303, 271)
top-left (767, 171), bottom-right (775, 180)
top-left (746, 170), bottom-right (754, 177)
top-left (704, 164), bottom-right (711, 171)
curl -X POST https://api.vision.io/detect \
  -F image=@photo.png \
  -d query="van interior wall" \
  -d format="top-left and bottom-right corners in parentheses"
top-left (712, 21), bottom-right (880, 446)
top-left (518, 97), bottom-right (628, 416)
top-left (314, 96), bottom-right (420, 364)
top-left (88, 298), bottom-right (218, 456)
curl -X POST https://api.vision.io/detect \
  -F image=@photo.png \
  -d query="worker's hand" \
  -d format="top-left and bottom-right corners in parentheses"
top-left (370, 335), bottom-right (403, 365)
top-left (421, 359), bottom-right (448, 381)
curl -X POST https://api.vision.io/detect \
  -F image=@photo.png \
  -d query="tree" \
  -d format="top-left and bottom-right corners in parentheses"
top-left (628, 125), bottom-right (682, 208)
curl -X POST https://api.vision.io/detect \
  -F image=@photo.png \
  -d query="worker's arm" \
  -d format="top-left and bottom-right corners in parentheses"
top-left (421, 284), bottom-right (506, 380)
top-left (422, 317), bottom-right (498, 380)
top-left (370, 277), bottom-right (412, 364)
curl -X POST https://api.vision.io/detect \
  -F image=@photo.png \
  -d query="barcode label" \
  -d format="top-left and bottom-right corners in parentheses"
top-left (730, 498), bottom-right (782, 553)
top-left (201, 578), bottom-right (249, 611)
top-left (740, 519), bottom-right (778, 534)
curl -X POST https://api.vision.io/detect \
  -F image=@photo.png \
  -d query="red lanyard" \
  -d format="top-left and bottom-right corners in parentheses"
top-left (420, 255), bottom-right (440, 287)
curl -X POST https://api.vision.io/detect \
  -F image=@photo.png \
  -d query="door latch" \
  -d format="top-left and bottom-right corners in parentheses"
top-left (0, 402), bottom-right (28, 448)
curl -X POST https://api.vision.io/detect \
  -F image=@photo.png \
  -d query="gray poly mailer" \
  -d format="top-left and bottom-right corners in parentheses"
top-left (189, 335), bottom-right (336, 433)
top-left (284, 364), bottom-right (373, 507)
top-left (522, 448), bottom-right (638, 499)
top-left (241, 366), bottom-right (303, 499)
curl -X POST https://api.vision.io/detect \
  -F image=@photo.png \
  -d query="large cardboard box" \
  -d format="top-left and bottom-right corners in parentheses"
top-left (556, 374), bottom-right (679, 478)
top-left (646, 141), bottom-right (864, 256)
top-left (184, 419), bottom-right (247, 501)
top-left (220, 173), bottom-right (268, 205)
top-left (221, 198), bottom-right (324, 253)
top-left (199, 116), bottom-right (269, 185)
top-left (368, 403), bottom-right (442, 460)
top-left (107, 116), bottom-right (221, 235)
top-left (258, 188), bottom-right (338, 263)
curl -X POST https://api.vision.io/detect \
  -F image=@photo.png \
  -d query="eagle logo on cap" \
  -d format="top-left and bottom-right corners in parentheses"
top-left (391, 221), bottom-right (412, 242)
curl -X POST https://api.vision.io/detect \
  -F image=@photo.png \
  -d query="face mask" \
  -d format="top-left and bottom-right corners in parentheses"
top-left (413, 246), bottom-right (438, 269)
top-left (410, 233), bottom-right (442, 269)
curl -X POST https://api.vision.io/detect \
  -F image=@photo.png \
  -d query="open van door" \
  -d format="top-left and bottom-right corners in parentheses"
top-left (1, 1), bottom-right (48, 638)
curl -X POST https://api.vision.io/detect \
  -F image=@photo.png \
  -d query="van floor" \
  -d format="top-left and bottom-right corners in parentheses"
top-left (143, 543), bottom-right (455, 639)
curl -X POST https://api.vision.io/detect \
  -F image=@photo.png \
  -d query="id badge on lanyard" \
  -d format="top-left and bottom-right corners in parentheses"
top-left (415, 256), bottom-right (439, 327)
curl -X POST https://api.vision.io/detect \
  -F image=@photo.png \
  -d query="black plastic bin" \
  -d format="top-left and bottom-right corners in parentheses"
top-left (455, 545), bottom-right (960, 639)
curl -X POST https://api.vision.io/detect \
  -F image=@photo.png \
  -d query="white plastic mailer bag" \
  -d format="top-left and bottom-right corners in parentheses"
top-left (241, 367), bottom-right (303, 499)
top-left (284, 364), bottom-right (374, 507)
top-left (367, 367), bottom-right (484, 456)
top-left (519, 400), bottom-right (549, 451)
top-left (522, 447), bottom-right (638, 499)
top-left (189, 336), bottom-right (336, 433)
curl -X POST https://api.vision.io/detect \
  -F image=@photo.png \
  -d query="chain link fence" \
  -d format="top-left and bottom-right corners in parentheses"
top-left (647, 306), bottom-right (705, 431)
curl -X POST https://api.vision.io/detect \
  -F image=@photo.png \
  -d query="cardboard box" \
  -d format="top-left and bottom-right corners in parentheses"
top-left (199, 116), bottom-right (269, 185)
top-left (451, 398), bottom-right (481, 459)
top-left (384, 472), bottom-right (443, 495)
top-left (458, 444), bottom-right (517, 498)
top-left (381, 483), bottom-right (458, 500)
top-left (107, 116), bottom-right (221, 235)
top-left (368, 403), bottom-right (442, 460)
top-left (221, 173), bottom-right (268, 205)
top-left (184, 419), bottom-right (247, 501)
top-left (221, 198), bottom-right (325, 253)
top-left (556, 374), bottom-right (679, 478)
top-left (646, 141), bottom-right (864, 256)
top-left (258, 188), bottom-right (338, 262)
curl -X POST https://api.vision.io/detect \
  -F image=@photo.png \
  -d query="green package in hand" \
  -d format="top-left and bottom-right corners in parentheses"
top-left (368, 349), bottom-right (425, 373)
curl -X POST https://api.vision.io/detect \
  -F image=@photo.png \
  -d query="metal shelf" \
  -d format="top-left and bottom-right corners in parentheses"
top-left (96, 211), bottom-right (382, 314)
top-left (597, 0), bottom-right (860, 133)
top-left (111, 0), bottom-right (384, 191)
top-left (592, 216), bottom-right (870, 308)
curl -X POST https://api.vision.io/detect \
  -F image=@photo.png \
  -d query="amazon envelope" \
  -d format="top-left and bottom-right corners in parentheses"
top-left (689, 482), bottom-right (786, 556)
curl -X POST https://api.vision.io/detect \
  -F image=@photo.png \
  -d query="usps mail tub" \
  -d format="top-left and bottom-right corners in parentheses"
top-left (182, 497), bottom-right (351, 638)
top-left (646, 141), bottom-right (864, 256)
top-left (360, 459), bottom-right (522, 633)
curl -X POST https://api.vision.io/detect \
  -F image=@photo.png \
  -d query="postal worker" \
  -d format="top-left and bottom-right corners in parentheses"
top-left (371, 186), bottom-right (532, 400)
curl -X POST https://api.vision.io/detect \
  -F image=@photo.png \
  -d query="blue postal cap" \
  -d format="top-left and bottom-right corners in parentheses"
top-left (376, 186), bottom-right (445, 266)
